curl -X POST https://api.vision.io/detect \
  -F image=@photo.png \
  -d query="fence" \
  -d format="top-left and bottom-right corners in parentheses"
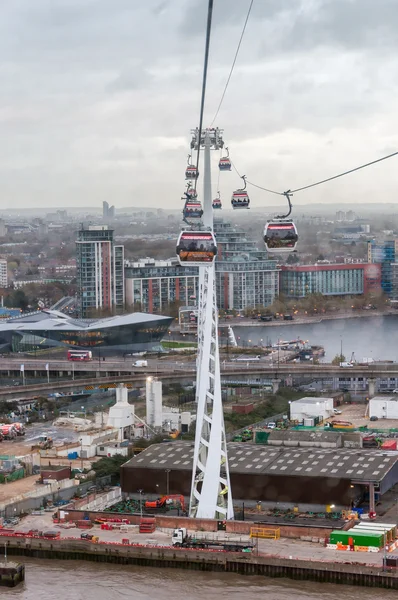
top-left (250, 527), bottom-right (280, 540)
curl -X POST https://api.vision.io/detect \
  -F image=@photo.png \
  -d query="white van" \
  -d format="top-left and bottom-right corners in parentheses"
top-left (339, 362), bottom-right (353, 368)
top-left (133, 360), bottom-right (148, 367)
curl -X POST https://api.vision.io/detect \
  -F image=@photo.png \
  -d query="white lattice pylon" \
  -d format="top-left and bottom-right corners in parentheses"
top-left (189, 128), bottom-right (233, 520)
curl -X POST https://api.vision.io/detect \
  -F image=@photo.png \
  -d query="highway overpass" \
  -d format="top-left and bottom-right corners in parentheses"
top-left (0, 358), bottom-right (397, 379)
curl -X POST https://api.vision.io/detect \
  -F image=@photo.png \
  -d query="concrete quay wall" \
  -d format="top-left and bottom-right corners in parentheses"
top-left (1, 535), bottom-right (397, 589)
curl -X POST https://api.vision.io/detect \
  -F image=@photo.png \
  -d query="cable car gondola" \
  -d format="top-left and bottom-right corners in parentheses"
top-left (185, 184), bottom-right (198, 200)
top-left (185, 154), bottom-right (199, 180)
top-left (183, 201), bottom-right (203, 220)
top-left (176, 231), bottom-right (217, 266)
top-left (263, 219), bottom-right (298, 253)
top-left (231, 175), bottom-right (250, 209)
top-left (218, 147), bottom-right (231, 171)
top-left (212, 191), bottom-right (222, 210)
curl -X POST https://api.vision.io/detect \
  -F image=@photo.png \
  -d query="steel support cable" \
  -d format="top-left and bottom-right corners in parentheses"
top-left (210, 0), bottom-right (254, 126)
top-left (194, 0), bottom-right (214, 193)
top-left (241, 150), bottom-right (398, 196)
top-left (289, 150), bottom-right (398, 194)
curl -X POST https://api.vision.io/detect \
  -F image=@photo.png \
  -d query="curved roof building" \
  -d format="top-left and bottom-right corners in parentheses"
top-left (0, 309), bottom-right (173, 355)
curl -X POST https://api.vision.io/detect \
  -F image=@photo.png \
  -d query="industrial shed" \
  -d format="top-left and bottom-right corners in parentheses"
top-left (266, 430), bottom-right (363, 449)
top-left (369, 397), bottom-right (398, 420)
top-left (121, 442), bottom-right (398, 507)
top-left (289, 397), bottom-right (334, 422)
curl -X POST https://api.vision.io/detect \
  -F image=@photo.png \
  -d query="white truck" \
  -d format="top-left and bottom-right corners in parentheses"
top-left (133, 360), bottom-right (148, 367)
top-left (171, 528), bottom-right (253, 552)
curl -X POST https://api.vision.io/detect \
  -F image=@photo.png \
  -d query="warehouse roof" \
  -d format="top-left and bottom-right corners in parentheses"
top-left (124, 442), bottom-right (398, 483)
top-left (290, 397), bottom-right (332, 405)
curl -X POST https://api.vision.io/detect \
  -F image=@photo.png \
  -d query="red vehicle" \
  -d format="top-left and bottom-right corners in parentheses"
top-left (67, 350), bottom-right (92, 361)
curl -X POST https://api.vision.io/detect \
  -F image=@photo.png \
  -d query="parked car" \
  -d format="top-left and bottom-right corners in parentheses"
top-left (333, 409), bottom-right (342, 415)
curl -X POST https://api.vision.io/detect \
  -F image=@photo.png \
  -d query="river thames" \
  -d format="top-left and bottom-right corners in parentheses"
top-left (234, 315), bottom-right (398, 362)
top-left (4, 560), bottom-right (398, 599)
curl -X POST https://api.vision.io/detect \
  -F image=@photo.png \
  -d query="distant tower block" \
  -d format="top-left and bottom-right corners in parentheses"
top-left (146, 377), bottom-right (162, 429)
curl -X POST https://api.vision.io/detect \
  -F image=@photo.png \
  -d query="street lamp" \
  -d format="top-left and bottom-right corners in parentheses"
top-left (80, 438), bottom-right (83, 471)
top-left (138, 489), bottom-right (143, 516)
top-left (165, 469), bottom-right (171, 495)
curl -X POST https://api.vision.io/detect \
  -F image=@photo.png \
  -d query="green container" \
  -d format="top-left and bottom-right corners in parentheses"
top-left (330, 530), bottom-right (384, 548)
top-left (255, 431), bottom-right (270, 444)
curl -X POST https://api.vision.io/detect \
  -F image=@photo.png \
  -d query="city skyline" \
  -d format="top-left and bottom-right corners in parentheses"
top-left (0, 1), bottom-right (398, 209)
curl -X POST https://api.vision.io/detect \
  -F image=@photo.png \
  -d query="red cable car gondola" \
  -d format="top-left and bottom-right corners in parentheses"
top-left (212, 191), bottom-right (222, 210)
top-left (231, 175), bottom-right (250, 209)
top-left (176, 231), bottom-right (217, 266)
top-left (185, 154), bottom-right (199, 180)
top-left (183, 201), bottom-right (203, 220)
top-left (218, 147), bottom-right (231, 171)
top-left (231, 190), bottom-right (250, 209)
top-left (263, 219), bottom-right (298, 253)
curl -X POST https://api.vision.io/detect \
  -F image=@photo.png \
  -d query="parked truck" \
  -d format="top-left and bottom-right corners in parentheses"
top-left (171, 528), bottom-right (253, 552)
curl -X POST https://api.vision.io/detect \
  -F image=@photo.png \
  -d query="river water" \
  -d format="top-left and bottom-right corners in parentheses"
top-left (235, 315), bottom-right (398, 362)
top-left (3, 560), bottom-right (397, 599)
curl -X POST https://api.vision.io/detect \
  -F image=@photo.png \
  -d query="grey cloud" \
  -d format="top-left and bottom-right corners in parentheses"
top-left (0, 0), bottom-right (397, 209)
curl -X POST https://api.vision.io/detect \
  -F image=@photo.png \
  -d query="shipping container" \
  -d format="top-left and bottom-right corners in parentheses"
top-left (381, 439), bottom-right (397, 450)
top-left (352, 525), bottom-right (392, 542)
top-left (330, 530), bottom-right (384, 548)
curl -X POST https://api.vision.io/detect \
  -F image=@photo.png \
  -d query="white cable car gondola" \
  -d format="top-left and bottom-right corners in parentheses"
top-left (231, 175), bottom-right (250, 209)
top-left (185, 154), bottom-right (199, 180)
top-left (218, 147), bottom-right (231, 171)
top-left (263, 219), bottom-right (298, 253)
top-left (183, 201), bottom-right (203, 220)
top-left (231, 190), bottom-right (250, 209)
top-left (176, 231), bottom-right (217, 266)
top-left (212, 191), bottom-right (222, 210)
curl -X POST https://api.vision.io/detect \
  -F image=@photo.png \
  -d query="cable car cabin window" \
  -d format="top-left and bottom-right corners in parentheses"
top-left (264, 222), bottom-right (298, 251)
top-left (177, 232), bottom-right (217, 265)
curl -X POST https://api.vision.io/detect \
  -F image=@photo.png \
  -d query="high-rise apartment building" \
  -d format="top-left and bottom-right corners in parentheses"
top-left (124, 258), bottom-right (198, 313)
top-left (367, 240), bottom-right (397, 296)
top-left (214, 220), bottom-right (279, 310)
top-left (124, 220), bottom-right (280, 313)
top-left (76, 225), bottom-right (124, 317)
top-left (102, 201), bottom-right (115, 220)
top-left (0, 259), bottom-right (7, 288)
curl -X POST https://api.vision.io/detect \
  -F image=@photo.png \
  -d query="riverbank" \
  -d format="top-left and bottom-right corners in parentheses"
top-left (219, 310), bottom-right (395, 328)
top-left (2, 535), bottom-right (398, 590)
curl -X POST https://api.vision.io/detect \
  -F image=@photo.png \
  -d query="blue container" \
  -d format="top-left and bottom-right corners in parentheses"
top-left (68, 452), bottom-right (78, 460)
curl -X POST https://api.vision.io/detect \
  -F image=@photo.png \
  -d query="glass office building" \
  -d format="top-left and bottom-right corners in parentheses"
top-left (0, 310), bottom-right (172, 355)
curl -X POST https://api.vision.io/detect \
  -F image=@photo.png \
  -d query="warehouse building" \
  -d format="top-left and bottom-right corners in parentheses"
top-left (121, 442), bottom-right (398, 509)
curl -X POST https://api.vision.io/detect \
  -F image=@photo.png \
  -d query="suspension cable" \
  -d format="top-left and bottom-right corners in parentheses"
top-left (289, 150), bottom-right (398, 193)
top-left (210, 0), bottom-right (254, 126)
top-left (194, 0), bottom-right (214, 192)
top-left (240, 149), bottom-right (398, 198)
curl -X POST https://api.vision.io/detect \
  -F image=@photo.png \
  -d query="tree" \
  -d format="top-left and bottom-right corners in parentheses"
top-left (91, 454), bottom-right (128, 480)
top-left (332, 354), bottom-right (345, 365)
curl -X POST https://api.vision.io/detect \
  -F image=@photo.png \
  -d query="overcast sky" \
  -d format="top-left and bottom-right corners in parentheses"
top-left (1, 0), bottom-right (398, 211)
